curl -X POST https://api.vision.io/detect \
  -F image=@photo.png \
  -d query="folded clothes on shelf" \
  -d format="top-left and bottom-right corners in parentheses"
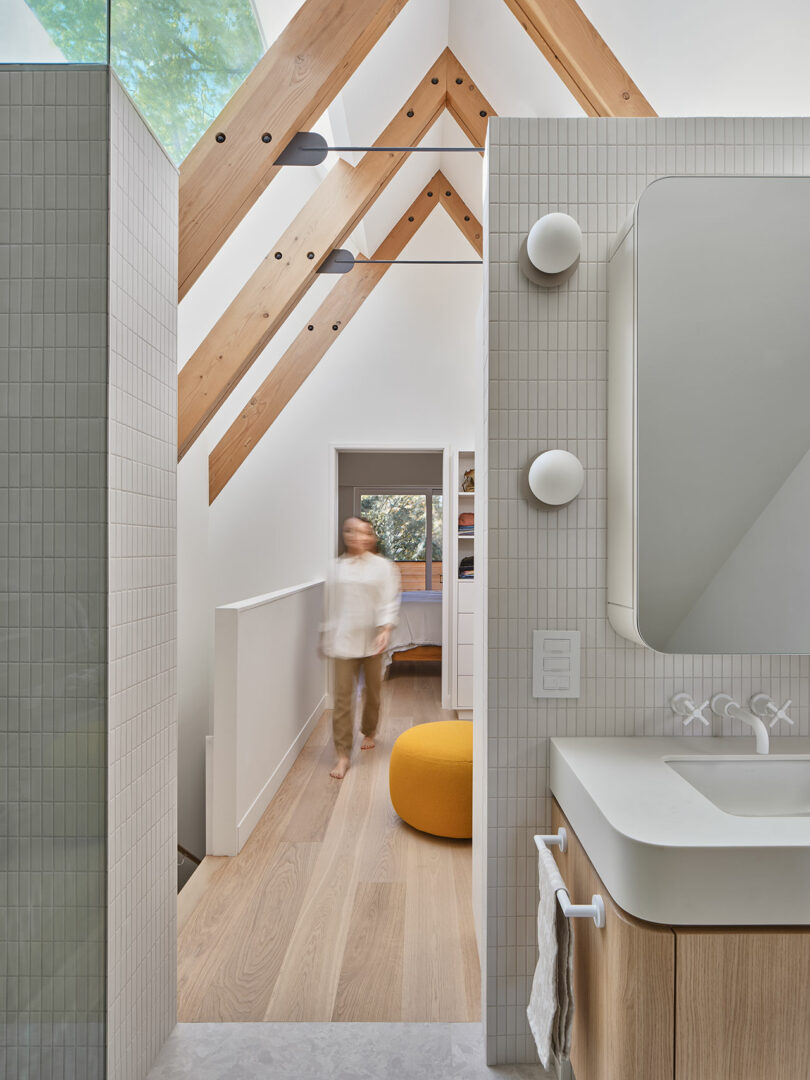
top-left (459, 512), bottom-right (475, 537)
top-left (458, 555), bottom-right (474, 579)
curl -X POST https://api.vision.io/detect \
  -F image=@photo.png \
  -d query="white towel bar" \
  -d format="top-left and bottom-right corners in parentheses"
top-left (534, 832), bottom-right (606, 928)
top-left (536, 827), bottom-right (568, 852)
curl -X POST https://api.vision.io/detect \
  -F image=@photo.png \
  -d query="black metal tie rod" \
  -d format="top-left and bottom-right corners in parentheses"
top-left (317, 249), bottom-right (482, 274)
top-left (275, 131), bottom-right (484, 167)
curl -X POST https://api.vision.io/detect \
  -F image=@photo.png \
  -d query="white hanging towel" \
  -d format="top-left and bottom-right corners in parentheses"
top-left (527, 841), bottom-right (575, 1070)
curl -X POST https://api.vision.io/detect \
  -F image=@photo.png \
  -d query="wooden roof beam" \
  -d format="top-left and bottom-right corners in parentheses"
top-left (179, 0), bottom-right (409, 300)
top-left (502, 0), bottom-right (655, 117)
top-left (178, 53), bottom-right (449, 461)
top-left (443, 48), bottom-right (496, 151)
top-left (208, 172), bottom-right (483, 502)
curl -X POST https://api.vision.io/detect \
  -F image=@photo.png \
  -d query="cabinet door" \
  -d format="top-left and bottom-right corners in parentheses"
top-left (551, 802), bottom-right (675, 1080)
top-left (675, 929), bottom-right (810, 1080)
top-left (457, 580), bottom-right (475, 613)
top-left (457, 612), bottom-right (474, 644)
top-left (456, 675), bottom-right (473, 708)
top-left (457, 644), bottom-right (474, 676)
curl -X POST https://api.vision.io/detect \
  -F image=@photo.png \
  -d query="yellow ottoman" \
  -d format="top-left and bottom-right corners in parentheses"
top-left (389, 720), bottom-right (472, 839)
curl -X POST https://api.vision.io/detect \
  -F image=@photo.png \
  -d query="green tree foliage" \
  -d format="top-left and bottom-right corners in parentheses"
top-left (432, 494), bottom-right (443, 559)
top-left (360, 494), bottom-right (443, 562)
top-left (26, 0), bottom-right (263, 163)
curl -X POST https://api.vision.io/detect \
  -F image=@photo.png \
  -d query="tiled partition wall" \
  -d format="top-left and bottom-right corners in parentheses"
top-left (0, 67), bottom-right (177, 1079)
top-left (106, 77), bottom-right (177, 1080)
top-left (485, 116), bottom-right (810, 1064)
top-left (0, 65), bottom-right (110, 1079)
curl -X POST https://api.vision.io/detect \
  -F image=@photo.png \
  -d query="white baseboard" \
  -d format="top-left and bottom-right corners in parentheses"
top-left (204, 735), bottom-right (214, 853)
top-left (456, 708), bottom-right (473, 720)
top-left (235, 693), bottom-right (327, 851)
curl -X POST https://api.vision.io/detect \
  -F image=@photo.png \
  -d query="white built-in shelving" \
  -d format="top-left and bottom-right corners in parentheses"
top-left (452, 450), bottom-right (475, 716)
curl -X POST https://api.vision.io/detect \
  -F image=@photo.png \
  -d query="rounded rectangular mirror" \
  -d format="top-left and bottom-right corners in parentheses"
top-left (608, 176), bottom-right (810, 653)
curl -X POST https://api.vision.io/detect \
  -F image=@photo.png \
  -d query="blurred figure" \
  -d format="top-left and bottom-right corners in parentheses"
top-left (321, 517), bottom-right (401, 779)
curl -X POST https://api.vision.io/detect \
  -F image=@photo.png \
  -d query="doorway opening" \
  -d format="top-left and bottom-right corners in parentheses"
top-left (338, 449), bottom-right (447, 689)
top-left (176, 445), bottom-right (480, 1024)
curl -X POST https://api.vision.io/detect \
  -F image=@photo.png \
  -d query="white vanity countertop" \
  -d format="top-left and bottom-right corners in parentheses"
top-left (550, 736), bottom-right (810, 926)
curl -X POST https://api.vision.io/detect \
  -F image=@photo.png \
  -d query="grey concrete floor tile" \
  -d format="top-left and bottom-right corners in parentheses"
top-left (148, 1023), bottom-right (456, 1080)
top-left (449, 1025), bottom-right (550, 1079)
top-left (147, 1022), bottom-right (560, 1080)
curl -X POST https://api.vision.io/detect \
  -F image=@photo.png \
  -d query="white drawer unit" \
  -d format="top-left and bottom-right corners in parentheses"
top-left (457, 612), bottom-right (474, 644)
top-left (457, 643), bottom-right (474, 676)
top-left (456, 675), bottom-right (473, 708)
top-left (457, 580), bottom-right (475, 613)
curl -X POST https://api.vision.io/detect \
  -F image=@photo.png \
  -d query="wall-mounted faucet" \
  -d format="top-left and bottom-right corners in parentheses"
top-left (749, 693), bottom-right (793, 730)
top-left (710, 694), bottom-right (769, 755)
top-left (670, 693), bottom-right (710, 728)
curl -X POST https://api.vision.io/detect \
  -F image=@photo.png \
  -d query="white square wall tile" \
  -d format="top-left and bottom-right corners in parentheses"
top-left (485, 115), bottom-right (810, 1065)
top-left (106, 74), bottom-right (178, 1080)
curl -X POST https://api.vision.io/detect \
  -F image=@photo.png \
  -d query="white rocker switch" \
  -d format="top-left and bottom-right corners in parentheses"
top-left (533, 630), bottom-right (580, 699)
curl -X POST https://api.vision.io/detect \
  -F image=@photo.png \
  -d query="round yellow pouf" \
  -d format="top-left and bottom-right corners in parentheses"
top-left (389, 720), bottom-right (473, 839)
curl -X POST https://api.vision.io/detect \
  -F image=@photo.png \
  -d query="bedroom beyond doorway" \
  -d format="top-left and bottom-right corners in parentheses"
top-left (337, 449), bottom-right (447, 680)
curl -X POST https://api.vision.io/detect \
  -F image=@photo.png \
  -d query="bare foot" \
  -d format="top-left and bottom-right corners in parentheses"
top-left (360, 736), bottom-right (376, 750)
top-left (329, 756), bottom-right (350, 779)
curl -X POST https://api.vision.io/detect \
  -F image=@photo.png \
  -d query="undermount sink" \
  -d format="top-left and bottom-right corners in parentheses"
top-left (666, 756), bottom-right (810, 817)
top-left (550, 737), bottom-right (810, 924)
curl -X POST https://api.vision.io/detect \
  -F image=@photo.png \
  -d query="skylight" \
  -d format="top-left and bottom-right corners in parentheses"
top-left (25, 0), bottom-right (264, 164)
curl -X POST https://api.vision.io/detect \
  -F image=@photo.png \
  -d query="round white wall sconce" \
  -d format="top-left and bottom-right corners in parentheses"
top-left (519, 212), bottom-right (581, 287)
top-left (528, 450), bottom-right (584, 507)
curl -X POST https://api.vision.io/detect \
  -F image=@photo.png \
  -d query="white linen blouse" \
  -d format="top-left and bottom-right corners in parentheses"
top-left (322, 552), bottom-right (401, 659)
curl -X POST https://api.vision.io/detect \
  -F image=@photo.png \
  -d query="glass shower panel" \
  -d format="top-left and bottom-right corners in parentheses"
top-left (1, 0), bottom-right (264, 163)
top-left (0, 65), bottom-right (109, 1080)
top-left (1, 1), bottom-right (110, 63)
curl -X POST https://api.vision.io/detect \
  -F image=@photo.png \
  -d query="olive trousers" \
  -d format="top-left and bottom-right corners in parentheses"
top-left (332, 654), bottom-right (382, 757)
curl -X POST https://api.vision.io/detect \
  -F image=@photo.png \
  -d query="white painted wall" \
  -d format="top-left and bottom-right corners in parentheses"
top-left (207, 206), bottom-right (479, 605)
top-left (177, 194), bottom-right (480, 858)
top-left (334, 0), bottom-right (450, 155)
top-left (448, 0), bottom-right (584, 119)
top-left (579, 0), bottom-right (810, 115)
top-left (176, 146), bottom-right (337, 860)
top-left (178, 164), bottom-right (325, 366)
top-left (209, 581), bottom-right (326, 854)
top-left (177, 441), bottom-right (212, 858)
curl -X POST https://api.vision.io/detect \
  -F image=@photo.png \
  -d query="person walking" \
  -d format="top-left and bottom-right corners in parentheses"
top-left (321, 517), bottom-right (401, 779)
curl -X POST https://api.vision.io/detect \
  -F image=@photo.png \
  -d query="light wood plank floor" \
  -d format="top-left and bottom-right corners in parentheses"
top-left (178, 663), bottom-right (480, 1023)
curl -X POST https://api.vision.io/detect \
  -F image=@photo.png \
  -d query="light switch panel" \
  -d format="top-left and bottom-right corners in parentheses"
top-left (533, 630), bottom-right (580, 698)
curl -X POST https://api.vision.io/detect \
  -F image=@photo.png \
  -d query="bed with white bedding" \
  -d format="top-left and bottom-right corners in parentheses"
top-left (384, 589), bottom-right (443, 669)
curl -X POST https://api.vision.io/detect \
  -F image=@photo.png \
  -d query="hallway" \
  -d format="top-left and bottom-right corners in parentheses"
top-left (177, 665), bottom-right (480, 1023)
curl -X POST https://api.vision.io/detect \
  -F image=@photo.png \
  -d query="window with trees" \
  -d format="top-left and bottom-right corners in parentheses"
top-left (359, 490), bottom-right (443, 591)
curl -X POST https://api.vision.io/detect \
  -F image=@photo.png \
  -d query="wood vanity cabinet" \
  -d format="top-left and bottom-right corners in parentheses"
top-left (551, 801), bottom-right (810, 1080)
top-left (550, 801), bottom-right (675, 1080)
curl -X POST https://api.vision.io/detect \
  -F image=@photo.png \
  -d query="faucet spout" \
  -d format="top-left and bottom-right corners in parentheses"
top-left (710, 693), bottom-right (769, 754)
